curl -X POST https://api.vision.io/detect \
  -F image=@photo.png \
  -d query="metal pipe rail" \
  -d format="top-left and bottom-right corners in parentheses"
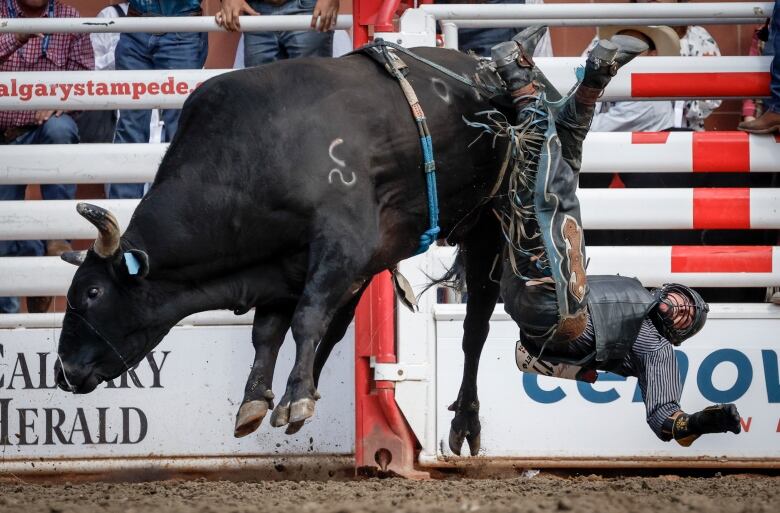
top-left (0, 14), bottom-right (353, 33)
top-left (420, 2), bottom-right (774, 21)
top-left (0, 310), bottom-right (254, 328)
top-left (3, 130), bottom-right (778, 185)
top-left (0, 57), bottom-right (770, 111)
top-left (2, 246), bottom-right (777, 296)
top-left (447, 18), bottom-right (763, 28)
top-left (2, 188), bottom-right (779, 240)
top-left (0, 143), bottom-right (166, 184)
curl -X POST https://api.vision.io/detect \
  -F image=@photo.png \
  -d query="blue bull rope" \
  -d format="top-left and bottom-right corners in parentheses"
top-left (375, 42), bottom-right (440, 255)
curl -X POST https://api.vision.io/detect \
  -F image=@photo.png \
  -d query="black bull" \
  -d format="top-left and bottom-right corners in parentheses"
top-left (55, 47), bottom-right (514, 455)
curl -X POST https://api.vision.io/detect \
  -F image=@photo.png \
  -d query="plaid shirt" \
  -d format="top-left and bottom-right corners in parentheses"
top-left (0, 1), bottom-right (94, 131)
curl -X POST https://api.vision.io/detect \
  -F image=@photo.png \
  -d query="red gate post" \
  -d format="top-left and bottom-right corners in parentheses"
top-left (352, 0), bottom-right (434, 479)
top-left (354, 271), bottom-right (428, 478)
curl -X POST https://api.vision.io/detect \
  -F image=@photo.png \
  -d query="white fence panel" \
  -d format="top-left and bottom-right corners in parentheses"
top-left (429, 304), bottom-right (780, 463)
top-left (0, 323), bottom-right (355, 473)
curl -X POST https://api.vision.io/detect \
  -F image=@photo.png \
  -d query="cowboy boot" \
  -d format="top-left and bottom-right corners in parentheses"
top-left (556, 35), bottom-right (648, 172)
top-left (490, 25), bottom-right (548, 114)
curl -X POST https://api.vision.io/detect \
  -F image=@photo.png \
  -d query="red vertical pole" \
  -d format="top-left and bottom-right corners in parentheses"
top-left (352, 0), bottom-right (370, 48)
top-left (352, 0), bottom-right (425, 477)
top-left (354, 271), bottom-right (426, 478)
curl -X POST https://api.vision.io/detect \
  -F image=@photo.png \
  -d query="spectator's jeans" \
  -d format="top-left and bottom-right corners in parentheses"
top-left (767, 1), bottom-right (780, 112)
top-left (243, 0), bottom-right (333, 67)
top-left (110, 31), bottom-right (208, 199)
top-left (457, 0), bottom-right (525, 58)
top-left (0, 115), bottom-right (79, 313)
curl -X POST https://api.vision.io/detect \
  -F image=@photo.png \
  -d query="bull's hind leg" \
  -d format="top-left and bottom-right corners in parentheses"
top-left (313, 281), bottom-right (369, 387)
top-left (234, 306), bottom-right (294, 437)
top-left (270, 232), bottom-right (377, 430)
top-left (448, 216), bottom-right (503, 456)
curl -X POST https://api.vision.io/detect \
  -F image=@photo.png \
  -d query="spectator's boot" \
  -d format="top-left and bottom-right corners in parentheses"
top-left (492, 30), bottom-right (590, 347)
top-left (556, 35), bottom-right (648, 172)
top-left (738, 110), bottom-right (780, 134)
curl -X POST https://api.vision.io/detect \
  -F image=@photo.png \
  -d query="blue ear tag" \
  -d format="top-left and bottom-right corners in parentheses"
top-left (124, 252), bottom-right (141, 275)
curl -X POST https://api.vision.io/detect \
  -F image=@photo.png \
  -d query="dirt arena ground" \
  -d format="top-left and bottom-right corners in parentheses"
top-left (0, 472), bottom-right (777, 513)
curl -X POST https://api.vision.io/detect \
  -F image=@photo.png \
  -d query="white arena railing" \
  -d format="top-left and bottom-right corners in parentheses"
top-left (0, 57), bottom-right (771, 111)
top-left (1, 3), bottom-right (778, 474)
top-left (2, 131), bottom-right (779, 185)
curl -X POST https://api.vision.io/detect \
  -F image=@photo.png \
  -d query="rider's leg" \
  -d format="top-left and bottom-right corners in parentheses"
top-left (491, 31), bottom-right (589, 348)
top-left (556, 35), bottom-right (648, 172)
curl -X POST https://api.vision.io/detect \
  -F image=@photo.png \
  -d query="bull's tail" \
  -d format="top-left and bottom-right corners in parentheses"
top-left (419, 248), bottom-right (466, 300)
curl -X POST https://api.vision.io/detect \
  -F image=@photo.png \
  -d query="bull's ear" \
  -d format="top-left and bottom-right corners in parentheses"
top-left (122, 249), bottom-right (150, 278)
top-left (61, 250), bottom-right (87, 266)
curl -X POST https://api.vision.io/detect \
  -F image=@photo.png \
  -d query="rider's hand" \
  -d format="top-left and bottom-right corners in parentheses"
top-left (216, 0), bottom-right (259, 32)
top-left (311, 0), bottom-right (339, 33)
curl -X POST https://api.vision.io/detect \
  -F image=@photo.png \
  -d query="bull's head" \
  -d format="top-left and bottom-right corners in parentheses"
top-left (55, 203), bottom-right (154, 394)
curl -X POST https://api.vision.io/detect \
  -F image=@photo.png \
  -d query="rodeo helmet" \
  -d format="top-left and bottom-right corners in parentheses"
top-left (649, 283), bottom-right (709, 346)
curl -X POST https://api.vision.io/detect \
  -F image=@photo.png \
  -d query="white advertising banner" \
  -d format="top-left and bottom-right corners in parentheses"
top-left (435, 311), bottom-right (780, 461)
top-left (0, 324), bottom-right (354, 466)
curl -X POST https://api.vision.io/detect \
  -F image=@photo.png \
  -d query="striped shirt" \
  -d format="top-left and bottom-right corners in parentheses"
top-left (571, 319), bottom-right (681, 441)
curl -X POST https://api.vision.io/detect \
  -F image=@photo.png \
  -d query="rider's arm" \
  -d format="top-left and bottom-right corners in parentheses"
top-left (630, 321), bottom-right (683, 441)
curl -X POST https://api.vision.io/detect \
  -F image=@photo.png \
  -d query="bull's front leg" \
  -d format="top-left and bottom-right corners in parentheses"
top-left (449, 218), bottom-right (503, 456)
top-left (234, 306), bottom-right (294, 437)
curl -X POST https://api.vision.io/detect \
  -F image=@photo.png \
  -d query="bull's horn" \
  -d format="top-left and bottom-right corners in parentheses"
top-left (61, 250), bottom-right (87, 266)
top-left (76, 203), bottom-right (120, 258)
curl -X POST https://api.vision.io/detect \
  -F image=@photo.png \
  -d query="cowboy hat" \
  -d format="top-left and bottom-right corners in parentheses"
top-left (597, 25), bottom-right (681, 56)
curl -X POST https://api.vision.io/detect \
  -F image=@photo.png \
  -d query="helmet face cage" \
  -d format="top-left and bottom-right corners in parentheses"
top-left (650, 283), bottom-right (709, 346)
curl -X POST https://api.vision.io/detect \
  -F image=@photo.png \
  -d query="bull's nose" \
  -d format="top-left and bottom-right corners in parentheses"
top-left (54, 360), bottom-right (74, 392)
top-left (54, 359), bottom-right (100, 393)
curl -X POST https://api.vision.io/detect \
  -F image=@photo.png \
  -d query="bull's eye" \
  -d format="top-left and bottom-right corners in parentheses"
top-left (87, 287), bottom-right (101, 299)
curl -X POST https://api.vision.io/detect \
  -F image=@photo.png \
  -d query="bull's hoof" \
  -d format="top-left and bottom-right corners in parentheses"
top-left (448, 401), bottom-right (481, 456)
top-left (285, 420), bottom-right (306, 435)
top-left (234, 400), bottom-right (268, 438)
top-left (269, 403), bottom-right (289, 428)
top-left (269, 395), bottom-right (317, 430)
top-left (448, 425), bottom-right (481, 457)
top-left (289, 397), bottom-right (316, 424)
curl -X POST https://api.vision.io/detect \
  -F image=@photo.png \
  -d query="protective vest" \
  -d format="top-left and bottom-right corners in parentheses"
top-left (521, 275), bottom-right (657, 371)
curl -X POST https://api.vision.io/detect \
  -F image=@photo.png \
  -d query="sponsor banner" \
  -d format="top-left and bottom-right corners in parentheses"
top-left (0, 325), bottom-right (354, 462)
top-left (0, 70), bottom-right (223, 110)
top-left (436, 315), bottom-right (779, 459)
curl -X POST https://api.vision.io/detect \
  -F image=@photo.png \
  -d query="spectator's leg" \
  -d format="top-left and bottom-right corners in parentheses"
top-left (281, 29), bottom-right (333, 60)
top-left (243, 0), bottom-right (283, 66)
top-left (154, 31), bottom-right (208, 142)
top-left (276, 0), bottom-right (333, 60)
top-left (768, 3), bottom-right (780, 112)
top-left (458, 27), bottom-right (519, 58)
top-left (739, 7), bottom-right (780, 133)
top-left (35, 114), bottom-right (78, 203)
top-left (111, 32), bottom-right (155, 199)
top-left (244, 31), bottom-right (284, 66)
top-left (0, 185), bottom-right (27, 313)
